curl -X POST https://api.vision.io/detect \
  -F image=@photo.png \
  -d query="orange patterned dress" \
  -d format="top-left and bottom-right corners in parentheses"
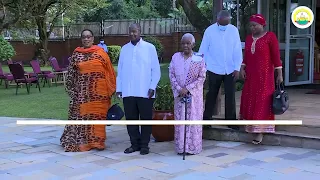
top-left (60, 45), bottom-right (116, 152)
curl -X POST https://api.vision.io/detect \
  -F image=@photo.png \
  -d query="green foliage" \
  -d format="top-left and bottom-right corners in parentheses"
top-left (194, 39), bottom-right (202, 52)
top-left (236, 80), bottom-right (244, 91)
top-left (0, 36), bottom-right (16, 61)
top-left (168, 0), bottom-right (212, 20)
top-left (143, 36), bottom-right (163, 59)
top-left (83, 0), bottom-right (160, 21)
top-left (153, 82), bottom-right (174, 111)
top-left (124, 0), bottom-right (159, 19)
top-left (62, 0), bottom-right (109, 24)
top-left (197, 0), bottom-right (213, 22)
top-left (107, 45), bottom-right (121, 64)
top-left (152, 0), bottom-right (173, 17)
top-left (168, 7), bottom-right (186, 19)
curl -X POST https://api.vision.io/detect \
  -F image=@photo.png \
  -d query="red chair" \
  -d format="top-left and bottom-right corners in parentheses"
top-left (0, 63), bottom-right (14, 88)
top-left (49, 57), bottom-right (67, 72)
top-left (8, 60), bottom-right (36, 77)
top-left (30, 60), bottom-right (57, 87)
top-left (8, 64), bottom-right (41, 95)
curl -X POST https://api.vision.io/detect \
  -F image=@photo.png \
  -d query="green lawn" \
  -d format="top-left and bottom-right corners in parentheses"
top-left (0, 64), bottom-right (170, 119)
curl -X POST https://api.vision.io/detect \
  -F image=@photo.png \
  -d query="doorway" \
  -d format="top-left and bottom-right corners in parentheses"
top-left (314, 0), bottom-right (320, 82)
top-left (284, 0), bottom-right (315, 86)
top-left (262, 0), bottom-right (315, 85)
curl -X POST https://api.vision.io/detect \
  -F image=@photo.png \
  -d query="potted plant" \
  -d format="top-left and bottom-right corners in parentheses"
top-left (152, 82), bottom-right (175, 142)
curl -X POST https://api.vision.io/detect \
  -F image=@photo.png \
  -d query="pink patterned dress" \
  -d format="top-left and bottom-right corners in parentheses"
top-left (169, 52), bottom-right (206, 155)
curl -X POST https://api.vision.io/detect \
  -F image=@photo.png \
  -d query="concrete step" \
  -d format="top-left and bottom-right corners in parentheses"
top-left (211, 116), bottom-right (320, 136)
top-left (203, 126), bottom-right (320, 150)
top-left (276, 125), bottom-right (320, 136)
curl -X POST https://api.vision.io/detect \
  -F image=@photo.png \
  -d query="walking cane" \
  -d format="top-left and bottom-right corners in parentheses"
top-left (181, 93), bottom-right (191, 160)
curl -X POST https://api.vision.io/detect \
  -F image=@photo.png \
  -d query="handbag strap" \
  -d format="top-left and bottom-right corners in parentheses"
top-left (277, 82), bottom-right (285, 91)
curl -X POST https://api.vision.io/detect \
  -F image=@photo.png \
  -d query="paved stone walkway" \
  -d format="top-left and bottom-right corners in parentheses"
top-left (1, 117), bottom-right (320, 180)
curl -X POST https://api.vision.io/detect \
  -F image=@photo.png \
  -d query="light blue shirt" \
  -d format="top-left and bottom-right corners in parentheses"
top-left (98, 43), bottom-right (108, 52)
top-left (198, 23), bottom-right (243, 75)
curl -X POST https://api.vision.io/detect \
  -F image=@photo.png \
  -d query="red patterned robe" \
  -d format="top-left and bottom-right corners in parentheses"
top-left (240, 32), bottom-right (282, 133)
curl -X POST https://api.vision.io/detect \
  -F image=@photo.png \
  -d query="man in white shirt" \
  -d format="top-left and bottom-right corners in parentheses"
top-left (116, 23), bottom-right (161, 155)
top-left (199, 10), bottom-right (242, 130)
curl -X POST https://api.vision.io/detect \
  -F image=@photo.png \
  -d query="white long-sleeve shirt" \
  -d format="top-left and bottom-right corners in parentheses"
top-left (198, 23), bottom-right (243, 75)
top-left (116, 38), bottom-right (161, 98)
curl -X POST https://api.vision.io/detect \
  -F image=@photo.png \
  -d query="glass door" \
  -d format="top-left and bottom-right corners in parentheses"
top-left (285, 0), bottom-right (315, 86)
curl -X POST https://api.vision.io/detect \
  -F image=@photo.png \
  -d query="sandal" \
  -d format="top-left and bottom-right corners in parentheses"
top-left (252, 134), bottom-right (263, 145)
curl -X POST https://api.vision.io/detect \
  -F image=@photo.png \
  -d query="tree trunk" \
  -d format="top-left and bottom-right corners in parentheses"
top-left (178, 0), bottom-right (211, 35)
top-left (35, 16), bottom-right (50, 66)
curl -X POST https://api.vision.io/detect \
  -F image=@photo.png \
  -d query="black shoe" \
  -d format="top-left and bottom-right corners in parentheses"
top-left (124, 147), bottom-right (140, 154)
top-left (140, 148), bottom-right (149, 155)
top-left (228, 125), bottom-right (240, 130)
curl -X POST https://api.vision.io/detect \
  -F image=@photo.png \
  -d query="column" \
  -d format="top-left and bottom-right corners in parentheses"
top-left (257, 0), bottom-right (262, 14)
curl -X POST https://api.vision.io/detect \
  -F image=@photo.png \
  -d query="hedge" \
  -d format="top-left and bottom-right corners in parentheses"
top-left (108, 45), bottom-right (121, 64)
top-left (143, 36), bottom-right (164, 60)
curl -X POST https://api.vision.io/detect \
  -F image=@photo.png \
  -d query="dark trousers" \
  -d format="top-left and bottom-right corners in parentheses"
top-left (123, 97), bottom-right (154, 149)
top-left (203, 71), bottom-right (236, 120)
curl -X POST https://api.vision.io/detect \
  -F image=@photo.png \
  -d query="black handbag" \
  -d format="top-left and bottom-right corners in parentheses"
top-left (272, 83), bottom-right (289, 115)
top-left (107, 103), bottom-right (124, 121)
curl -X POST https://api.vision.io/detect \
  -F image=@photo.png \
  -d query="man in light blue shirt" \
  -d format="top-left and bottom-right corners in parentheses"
top-left (199, 10), bottom-right (243, 130)
top-left (98, 38), bottom-right (108, 53)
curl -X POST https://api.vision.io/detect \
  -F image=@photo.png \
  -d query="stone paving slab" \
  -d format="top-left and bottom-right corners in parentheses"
top-left (0, 117), bottom-right (320, 179)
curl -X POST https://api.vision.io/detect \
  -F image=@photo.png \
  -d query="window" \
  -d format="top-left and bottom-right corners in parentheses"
top-left (223, 0), bottom-right (258, 41)
top-left (263, 0), bottom-right (287, 43)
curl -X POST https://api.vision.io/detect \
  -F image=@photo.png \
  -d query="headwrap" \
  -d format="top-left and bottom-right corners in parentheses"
top-left (249, 14), bottom-right (266, 26)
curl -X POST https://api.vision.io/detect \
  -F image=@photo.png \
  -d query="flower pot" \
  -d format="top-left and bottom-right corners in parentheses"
top-left (152, 110), bottom-right (174, 142)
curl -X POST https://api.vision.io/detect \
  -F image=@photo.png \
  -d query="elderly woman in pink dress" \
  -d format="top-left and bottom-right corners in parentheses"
top-left (169, 33), bottom-right (207, 155)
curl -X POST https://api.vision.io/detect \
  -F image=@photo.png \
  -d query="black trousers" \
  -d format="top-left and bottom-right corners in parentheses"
top-left (203, 71), bottom-right (236, 120)
top-left (123, 97), bottom-right (154, 149)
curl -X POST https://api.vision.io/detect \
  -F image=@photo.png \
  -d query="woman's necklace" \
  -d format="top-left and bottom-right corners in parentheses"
top-left (251, 31), bottom-right (267, 54)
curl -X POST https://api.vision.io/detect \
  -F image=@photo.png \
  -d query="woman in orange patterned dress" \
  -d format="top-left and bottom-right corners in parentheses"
top-left (60, 29), bottom-right (116, 152)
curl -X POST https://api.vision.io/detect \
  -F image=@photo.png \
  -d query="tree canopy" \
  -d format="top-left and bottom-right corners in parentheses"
top-left (0, 0), bottom-right (220, 63)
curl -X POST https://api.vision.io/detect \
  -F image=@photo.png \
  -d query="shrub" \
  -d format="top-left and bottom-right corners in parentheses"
top-left (153, 82), bottom-right (174, 111)
top-left (194, 39), bottom-right (202, 52)
top-left (0, 36), bottom-right (16, 61)
top-left (107, 45), bottom-right (121, 64)
top-left (143, 36), bottom-right (164, 60)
